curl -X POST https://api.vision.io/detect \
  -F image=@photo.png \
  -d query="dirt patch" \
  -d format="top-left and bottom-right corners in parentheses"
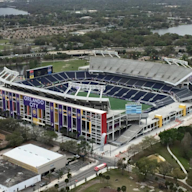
top-left (100, 188), bottom-right (117, 192)
top-left (148, 154), bottom-right (165, 163)
top-left (77, 179), bottom-right (100, 192)
top-left (0, 133), bottom-right (5, 141)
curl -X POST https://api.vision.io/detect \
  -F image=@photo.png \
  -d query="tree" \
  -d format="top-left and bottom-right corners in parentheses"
top-left (57, 170), bottom-right (63, 180)
top-left (42, 130), bottom-right (58, 145)
top-left (6, 130), bottom-right (24, 147)
top-left (77, 136), bottom-right (91, 160)
top-left (181, 132), bottom-right (192, 159)
top-left (121, 185), bottom-right (127, 192)
top-left (90, 139), bottom-right (95, 155)
top-left (105, 175), bottom-right (110, 184)
top-left (159, 129), bottom-right (178, 145)
top-left (159, 162), bottom-right (173, 179)
top-left (60, 140), bottom-right (78, 154)
top-left (142, 136), bottom-right (158, 149)
top-left (65, 186), bottom-right (70, 192)
top-left (99, 173), bottom-right (103, 183)
top-left (117, 158), bottom-right (127, 175)
top-left (47, 173), bottom-right (53, 183)
top-left (117, 187), bottom-right (121, 192)
top-left (134, 157), bottom-right (157, 180)
top-left (65, 178), bottom-right (69, 186)
top-left (0, 118), bottom-right (20, 132)
top-left (127, 143), bottom-right (142, 157)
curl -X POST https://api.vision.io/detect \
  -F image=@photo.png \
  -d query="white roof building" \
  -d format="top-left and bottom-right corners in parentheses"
top-left (3, 144), bottom-right (67, 175)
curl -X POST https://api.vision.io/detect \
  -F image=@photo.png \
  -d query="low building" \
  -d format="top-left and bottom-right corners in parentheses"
top-left (3, 144), bottom-right (67, 175)
top-left (0, 160), bottom-right (41, 192)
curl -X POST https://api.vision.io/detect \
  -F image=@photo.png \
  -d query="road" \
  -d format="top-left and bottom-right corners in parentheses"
top-left (21, 155), bottom-right (115, 192)
top-left (58, 156), bottom-right (114, 190)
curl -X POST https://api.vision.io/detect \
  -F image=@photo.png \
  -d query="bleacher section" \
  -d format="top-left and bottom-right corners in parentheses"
top-left (174, 88), bottom-right (192, 101)
top-left (89, 57), bottom-right (192, 86)
top-left (20, 70), bottom-right (192, 111)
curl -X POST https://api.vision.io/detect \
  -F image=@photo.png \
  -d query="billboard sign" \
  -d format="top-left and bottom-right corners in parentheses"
top-left (23, 96), bottom-right (45, 110)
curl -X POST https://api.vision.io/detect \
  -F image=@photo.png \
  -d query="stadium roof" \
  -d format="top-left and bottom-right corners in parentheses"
top-left (89, 57), bottom-right (192, 86)
top-left (3, 144), bottom-right (63, 168)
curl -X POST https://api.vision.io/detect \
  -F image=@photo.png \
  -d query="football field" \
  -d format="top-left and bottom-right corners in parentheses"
top-left (76, 92), bottom-right (151, 110)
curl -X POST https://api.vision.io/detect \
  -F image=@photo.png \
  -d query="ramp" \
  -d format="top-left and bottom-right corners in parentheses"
top-left (115, 124), bottom-right (143, 145)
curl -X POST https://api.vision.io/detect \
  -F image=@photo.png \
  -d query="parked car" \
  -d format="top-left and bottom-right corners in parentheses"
top-left (40, 182), bottom-right (46, 187)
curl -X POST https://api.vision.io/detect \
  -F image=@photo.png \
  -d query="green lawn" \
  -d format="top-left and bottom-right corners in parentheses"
top-left (132, 143), bottom-right (186, 179)
top-left (132, 143), bottom-right (179, 168)
top-left (170, 142), bottom-right (190, 170)
top-left (71, 169), bottom-right (161, 192)
top-left (0, 39), bottom-right (9, 44)
top-left (0, 45), bottom-right (5, 51)
top-left (76, 92), bottom-right (151, 110)
top-left (41, 59), bottom-right (88, 72)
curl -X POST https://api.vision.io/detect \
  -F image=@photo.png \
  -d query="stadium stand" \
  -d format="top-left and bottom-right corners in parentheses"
top-left (89, 57), bottom-right (192, 86)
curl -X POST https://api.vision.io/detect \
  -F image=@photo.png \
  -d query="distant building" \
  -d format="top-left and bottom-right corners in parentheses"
top-left (3, 144), bottom-right (67, 175)
top-left (80, 16), bottom-right (92, 20)
top-left (0, 160), bottom-right (41, 192)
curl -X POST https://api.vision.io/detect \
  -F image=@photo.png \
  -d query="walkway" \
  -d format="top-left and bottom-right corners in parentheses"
top-left (167, 144), bottom-right (192, 190)
top-left (167, 145), bottom-right (187, 175)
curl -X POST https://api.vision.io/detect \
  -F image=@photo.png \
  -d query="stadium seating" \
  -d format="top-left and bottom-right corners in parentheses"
top-left (142, 93), bottom-right (156, 102)
top-left (143, 81), bottom-right (155, 88)
top-left (20, 70), bottom-right (191, 112)
top-left (59, 72), bottom-right (68, 80)
top-left (65, 71), bottom-right (76, 79)
top-left (76, 71), bottom-right (85, 79)
top-left (135, 80), bottom-right (146, 87)
top-left (174, 88), bottom-right (192, 100)
top-left (53, 73), bottom-right (64, 81)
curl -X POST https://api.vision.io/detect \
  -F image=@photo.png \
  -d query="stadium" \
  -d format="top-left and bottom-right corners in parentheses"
top-left (0, 56), bottom-right (192, 146)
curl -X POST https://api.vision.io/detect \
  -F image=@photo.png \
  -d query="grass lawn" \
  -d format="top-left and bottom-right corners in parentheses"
top-left (76, 92), bottom-right (151, 110)
top-left (0, 39), bottom-right (9, 44)
top-left (132, 143), bottom-right (179, 168)
top-left (41, 59), bottom-right (88, 72)
top-left (132, 143), bottom-right (186, 179)
top-left (0, 45), bottom-right (5, 51)
top-left (170, 142), bottom-right (190, 171)
top-left (71, 169), bottom-right (161, 192)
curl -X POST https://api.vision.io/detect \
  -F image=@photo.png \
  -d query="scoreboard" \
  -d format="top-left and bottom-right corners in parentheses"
top-left (26, 65), bottom-right (53, 79)
top-left (126, 103), bottom-right (142, 114)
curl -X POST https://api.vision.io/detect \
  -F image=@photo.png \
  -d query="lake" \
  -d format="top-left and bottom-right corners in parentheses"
top-left (0, 8), bottom-right (29, 16)
top-left (152, 24), bottom-right (192, 36)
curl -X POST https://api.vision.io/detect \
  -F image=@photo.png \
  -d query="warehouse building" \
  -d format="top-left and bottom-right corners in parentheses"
top-left (3, 144), bottom-right (67, 175)
top-left (0, 160), bottom-right (41, 192)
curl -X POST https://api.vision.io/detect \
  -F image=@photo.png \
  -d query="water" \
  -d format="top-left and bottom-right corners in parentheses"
top-left (0, 8), bottom-right (29, 16)
top-left (152, 24), bottom-right (192, 36)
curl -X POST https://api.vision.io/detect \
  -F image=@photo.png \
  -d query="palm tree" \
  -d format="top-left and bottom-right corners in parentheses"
top-left (99, 173), bottom-right (103, 183)
top-left (57, 170), bottom-right (63, 180)
top-left (65, 178), bottom-right (69, 186)
top-left (90, 139), bottom-right (95, 156)
top-left (105, 175), bottom-right (110, 184)
top-left (47, 172), bottom-right (53, 183)
top-left (65, 186), bottom-right (70, 192)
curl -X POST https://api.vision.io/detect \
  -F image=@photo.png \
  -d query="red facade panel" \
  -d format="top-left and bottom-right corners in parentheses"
top-left (101, 113), bottom-right (107, 144)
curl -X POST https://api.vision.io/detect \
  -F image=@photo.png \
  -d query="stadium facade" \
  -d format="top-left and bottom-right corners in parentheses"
top-left (0, 57), bottom-right (192, 145)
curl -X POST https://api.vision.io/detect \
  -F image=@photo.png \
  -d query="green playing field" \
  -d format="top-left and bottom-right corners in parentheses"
top-left (76, 92), bottom-right (151, 110)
